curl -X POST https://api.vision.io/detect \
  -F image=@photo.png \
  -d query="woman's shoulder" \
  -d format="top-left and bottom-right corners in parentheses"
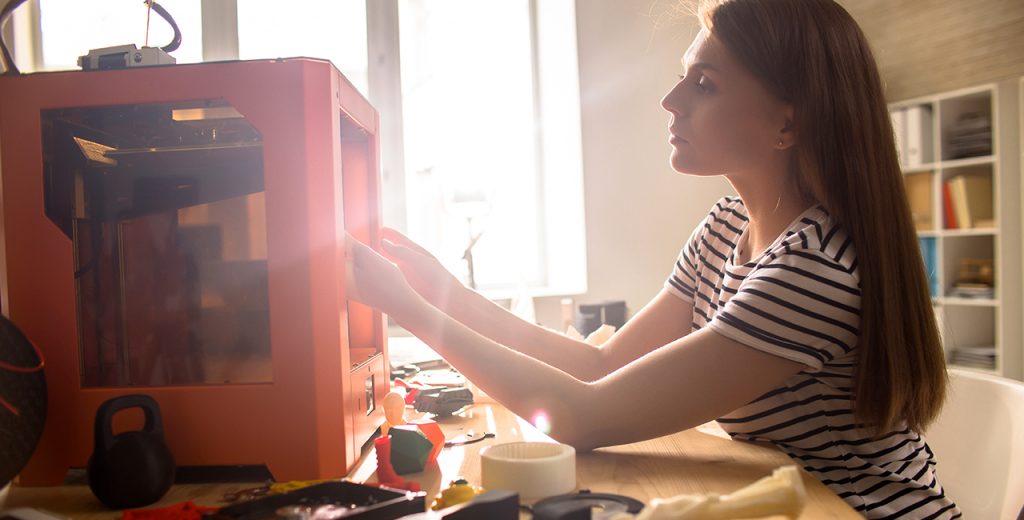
top-left (703, 196), bottom-right (748, 228)
top-left (767, 206), bottom-right (860, 283)
top-left (712, 195), bottom-right (746, 214)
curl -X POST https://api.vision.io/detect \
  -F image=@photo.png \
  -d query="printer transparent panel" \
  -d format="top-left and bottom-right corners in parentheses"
top-left (42, 100), bottom-right (272, 386)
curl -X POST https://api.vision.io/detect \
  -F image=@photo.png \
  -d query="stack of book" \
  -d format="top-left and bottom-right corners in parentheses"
top-left (947, 284), bottom-right (995, 299)
top-left (949, 345), bottom-right (996, 370)
top-left (948, 112), bottom-right (992, 159)
top-left (942, 173), bottom-right (993, 229)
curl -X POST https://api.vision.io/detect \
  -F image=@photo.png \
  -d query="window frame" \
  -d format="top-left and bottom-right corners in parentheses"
top-left (9, 0), bottom-right (587, 299)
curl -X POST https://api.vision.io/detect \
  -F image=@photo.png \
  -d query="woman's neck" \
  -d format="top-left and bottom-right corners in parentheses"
top-left (732, 179), bottom-right (812, 262)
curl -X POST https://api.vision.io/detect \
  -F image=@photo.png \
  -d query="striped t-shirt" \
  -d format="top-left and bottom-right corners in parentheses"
top-left (665, 197), bottom-right (960, 519)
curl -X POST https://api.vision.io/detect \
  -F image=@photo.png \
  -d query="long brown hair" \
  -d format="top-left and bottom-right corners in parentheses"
top-left (701, 0), bottom-right (947, 433)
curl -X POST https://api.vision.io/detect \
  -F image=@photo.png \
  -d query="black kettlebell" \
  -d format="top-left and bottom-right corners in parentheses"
top-left (87, 394), bottom-right (175, 509)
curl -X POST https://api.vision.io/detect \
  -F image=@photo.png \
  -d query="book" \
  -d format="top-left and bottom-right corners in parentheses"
top-left (890, 108), bottom-right (907, 167)
top-left (942, 181), bottom-right (958, 229)
top-left (904, 173), bottom-right (932, 231)
top-left (949, 176), bottom-right (970, 228)
top-left (947, 174), bottom-right (993, 229)
top-left (948, 285), bottom-right (995, 299)
top-left (904, 105), bottom-right (933, 167)
top-left (949, 345), bottom-right (996, 369)
top-left (918, 237), bottom-right (938, 296)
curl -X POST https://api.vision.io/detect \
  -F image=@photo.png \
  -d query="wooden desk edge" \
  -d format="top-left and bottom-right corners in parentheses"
top-left (1, 399), bottom-right (858, 519)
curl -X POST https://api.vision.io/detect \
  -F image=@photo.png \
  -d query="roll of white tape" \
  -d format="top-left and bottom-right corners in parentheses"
top-left (480, 442), bottom-right (576, 499)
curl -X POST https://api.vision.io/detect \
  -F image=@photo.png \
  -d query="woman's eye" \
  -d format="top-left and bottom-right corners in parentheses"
top-left (697, 75), bottom-right (713, 93)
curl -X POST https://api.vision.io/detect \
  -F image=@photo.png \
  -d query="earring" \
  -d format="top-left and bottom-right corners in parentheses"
top-left (777, 138), bottom-right (784, 147)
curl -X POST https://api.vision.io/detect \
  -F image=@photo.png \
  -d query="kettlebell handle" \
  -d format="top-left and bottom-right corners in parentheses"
top-left (93, 394), bottom-right (165, 453)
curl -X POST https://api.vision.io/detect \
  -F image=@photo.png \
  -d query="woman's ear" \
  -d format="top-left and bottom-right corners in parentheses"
top-left (777, 104), bottom-right (796, 150)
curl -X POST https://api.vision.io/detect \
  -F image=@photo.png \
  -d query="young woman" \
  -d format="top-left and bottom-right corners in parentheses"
top-left (347, 0), bottom-right (959, 517)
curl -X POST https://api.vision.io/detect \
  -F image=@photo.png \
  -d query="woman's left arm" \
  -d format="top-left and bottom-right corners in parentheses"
top-left (396, 293), bottom-right (803, 450)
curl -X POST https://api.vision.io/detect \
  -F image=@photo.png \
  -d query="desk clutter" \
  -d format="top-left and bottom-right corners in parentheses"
top-left (53, 464), bottom-right (803, 519)
top-left (0, 387), bottom-right (811, 520)
top-left (2, 352), bottom-right (811, 519)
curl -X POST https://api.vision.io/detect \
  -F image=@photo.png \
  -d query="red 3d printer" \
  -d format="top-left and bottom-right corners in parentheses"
top-left (0, 58), bottom-right (388, 484)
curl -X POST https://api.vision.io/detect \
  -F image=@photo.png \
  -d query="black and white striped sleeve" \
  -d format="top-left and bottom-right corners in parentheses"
top-left (664, 216), bottom-right (709, 303)
top-left (707, 248), bottom-right (861, 369)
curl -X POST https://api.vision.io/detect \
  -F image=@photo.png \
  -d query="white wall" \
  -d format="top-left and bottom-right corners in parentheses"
top-left (533, 0), bottom-right (732, 328)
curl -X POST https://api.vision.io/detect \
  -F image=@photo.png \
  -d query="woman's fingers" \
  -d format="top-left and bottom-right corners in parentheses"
top-left (380, 238), bottom-right (434, 272)
top-left (343, 233), bottom-right (365, 302)
top-left (344, 233), bottom-right (414, 313)
top-left (381, 227), bottom-right (433, 257)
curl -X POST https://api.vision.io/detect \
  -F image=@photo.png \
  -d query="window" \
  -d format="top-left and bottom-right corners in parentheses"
top-left (34, 0), bottom-right (202, 70)
top-left (396, 0), bottom-right (586, 297)
top-left (9, 0), bottom-right (586, 298)
top-left (237, 0), bottom-right (368, 96)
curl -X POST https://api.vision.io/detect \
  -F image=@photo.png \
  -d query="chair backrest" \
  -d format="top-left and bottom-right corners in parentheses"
top-left (926, 368), bottom-right (1024, 519)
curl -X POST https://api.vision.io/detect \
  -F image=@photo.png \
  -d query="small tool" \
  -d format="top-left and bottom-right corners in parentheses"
top-left (222, 482), bottom-right (271, 503)
top-left (444, 431), bottom-right (495, 448)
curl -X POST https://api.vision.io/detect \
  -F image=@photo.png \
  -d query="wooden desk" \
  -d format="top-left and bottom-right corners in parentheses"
top-left (1, 398), bottom-right (858, 519)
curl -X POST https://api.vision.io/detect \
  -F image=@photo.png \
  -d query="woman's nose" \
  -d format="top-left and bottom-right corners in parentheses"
top-left (661, 81), bottom-right (687, 116)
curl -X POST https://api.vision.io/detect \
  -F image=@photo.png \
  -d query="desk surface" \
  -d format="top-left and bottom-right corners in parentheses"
top-left (1, 398), bottom-right (858, 519)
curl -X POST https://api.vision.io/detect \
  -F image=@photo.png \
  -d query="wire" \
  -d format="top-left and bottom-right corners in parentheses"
top-left (2, 0), bottom-right (182, 75)
top-left (145, 0), bottom-right (153, 47)
top-left (147, 1), bottom-right (181, 53)
top-left (0, 0), bottom-right (28, 75)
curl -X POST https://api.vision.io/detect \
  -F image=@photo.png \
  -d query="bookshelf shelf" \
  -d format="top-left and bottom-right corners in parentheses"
top-left (937, 155), bottom-right (996, 169)
top-left (950, 365), bottom-right (999, 377)
top-left (940, 297), bottom-right (998, 307)
top-left (903, 163), bottom-right (938, 174)
top-left (939, 228), bottom-right (997, 237)
top-left (891, 79), bottom-right (1021, 379)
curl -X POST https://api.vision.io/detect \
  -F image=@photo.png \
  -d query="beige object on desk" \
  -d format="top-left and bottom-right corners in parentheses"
top-left (616, 465), bottom-right (806, 520)
top-left (480, 442), bottom-right (576, 499)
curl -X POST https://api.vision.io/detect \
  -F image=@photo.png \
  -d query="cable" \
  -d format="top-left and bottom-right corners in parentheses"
top-left (0, 0), bottom-right (28, 75)
top-left (146, 1), bottom-right (181, 53)
top-left (3, 0), bottom-right (182, 75)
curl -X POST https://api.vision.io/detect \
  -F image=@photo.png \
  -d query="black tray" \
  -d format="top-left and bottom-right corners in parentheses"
top-left (210, 481), bottom-right (426, 519)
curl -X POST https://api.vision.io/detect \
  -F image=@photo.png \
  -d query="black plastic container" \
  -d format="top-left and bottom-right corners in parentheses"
top-left (211, 481), bottom-right (426, 519)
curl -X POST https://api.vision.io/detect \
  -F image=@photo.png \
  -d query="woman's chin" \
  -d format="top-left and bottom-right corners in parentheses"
top-left (669, 158), bottom-right (716, 176)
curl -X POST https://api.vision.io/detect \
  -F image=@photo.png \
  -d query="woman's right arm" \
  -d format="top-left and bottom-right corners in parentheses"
top-left (380, 229), bottom-right (693, 381)
top-left (346, 235), bottom-right (802, 451)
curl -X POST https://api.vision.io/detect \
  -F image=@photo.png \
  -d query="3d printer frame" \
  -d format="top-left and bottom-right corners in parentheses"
top-left (0, 58), bottom-right (388, 484)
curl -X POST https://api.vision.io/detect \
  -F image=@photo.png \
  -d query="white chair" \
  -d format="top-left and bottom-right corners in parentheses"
top-left (926, 368), bottom-right (1024, 519)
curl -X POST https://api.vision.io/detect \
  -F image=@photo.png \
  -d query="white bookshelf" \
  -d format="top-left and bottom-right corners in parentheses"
top-left (890, 79), bottom-right (1022, 380)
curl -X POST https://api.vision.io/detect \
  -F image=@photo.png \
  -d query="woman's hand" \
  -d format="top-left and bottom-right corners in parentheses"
top-left (345, 233), bottom-right (419, 317)
top-left (379, 228), bottom-right (467, 311)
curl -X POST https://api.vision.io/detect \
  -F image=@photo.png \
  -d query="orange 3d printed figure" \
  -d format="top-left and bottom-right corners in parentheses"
top-left (0, 58), bottom-right (388, 484)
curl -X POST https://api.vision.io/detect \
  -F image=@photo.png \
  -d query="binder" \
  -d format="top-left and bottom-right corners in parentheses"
top-left (890, 108), bottom-right (908, 166)
top-left (905, 105), bottom-right (933, 167)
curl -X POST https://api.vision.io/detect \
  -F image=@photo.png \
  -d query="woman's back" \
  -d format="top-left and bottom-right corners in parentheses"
top-left (667, 197), bottom-right (958, 518)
